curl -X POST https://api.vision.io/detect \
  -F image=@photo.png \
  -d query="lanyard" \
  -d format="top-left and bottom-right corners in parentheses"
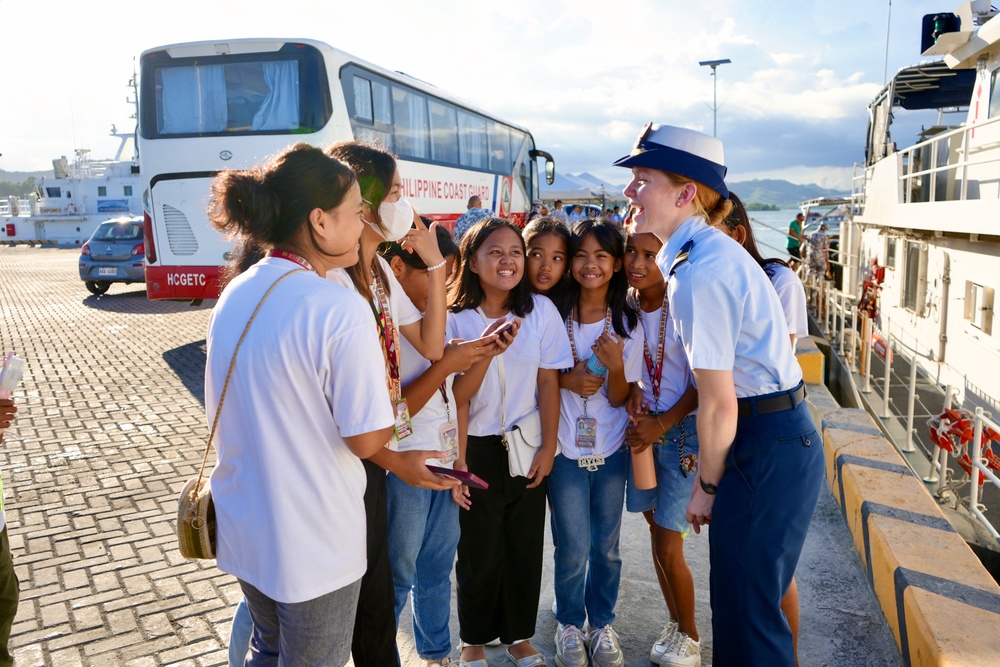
top-left (565, 308), bottom-right (612, 417)
top-left (268, 249), bottom-right (315, 273)
top-left (371, 269), bottom-right (402, 402)
top-left (438, 381), bottom-right (451, 423)
top-left (642, 292), bottom-right (670, 409)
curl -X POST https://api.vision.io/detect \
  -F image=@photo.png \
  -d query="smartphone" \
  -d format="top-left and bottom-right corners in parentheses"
top-left (427, 465), bottom-right (489, 490)
top-left (493, 320), bottom-right (516, 337)
top-left (0, 353), bottom-right (24, 400)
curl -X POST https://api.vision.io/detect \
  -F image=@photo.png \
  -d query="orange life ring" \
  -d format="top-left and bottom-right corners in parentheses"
top-left (66, 202), bottom-right (78, 215)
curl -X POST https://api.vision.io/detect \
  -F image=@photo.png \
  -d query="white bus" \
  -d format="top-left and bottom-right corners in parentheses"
top-left (138, 38), bottom-right (555, 301)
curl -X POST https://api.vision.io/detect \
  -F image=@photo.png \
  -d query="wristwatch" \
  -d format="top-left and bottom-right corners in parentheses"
top-left (699, 478), bottom-right (718, 495)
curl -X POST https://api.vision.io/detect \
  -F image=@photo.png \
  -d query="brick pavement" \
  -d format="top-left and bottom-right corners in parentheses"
top-left (0, 246), bottom-right (901, 666)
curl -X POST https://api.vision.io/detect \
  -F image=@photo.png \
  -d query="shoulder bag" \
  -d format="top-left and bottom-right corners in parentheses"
top-left (177, 269), bottom-right (305, 560)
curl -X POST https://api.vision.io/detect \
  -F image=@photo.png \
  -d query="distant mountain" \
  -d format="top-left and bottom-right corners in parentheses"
top-left (727, 179), bottom-right (849, 208)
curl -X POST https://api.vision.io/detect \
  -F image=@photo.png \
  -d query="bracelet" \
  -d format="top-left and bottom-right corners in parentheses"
top-left (426, 260), bottom-right (447, 272)
top-left (655, 414), bottom-right (667, 433)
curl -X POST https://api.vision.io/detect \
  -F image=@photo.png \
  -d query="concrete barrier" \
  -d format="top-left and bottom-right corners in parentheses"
top-left (807, 382), bottom-right (1000, 666)
top-left (796, 335), bottom-right (825, 385)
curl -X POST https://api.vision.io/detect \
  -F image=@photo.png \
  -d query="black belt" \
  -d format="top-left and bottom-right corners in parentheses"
top-left (737, 383), bottom-right (805, 417)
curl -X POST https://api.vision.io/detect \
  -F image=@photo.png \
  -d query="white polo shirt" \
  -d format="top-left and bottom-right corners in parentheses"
top-left (764, 262), bottom-right (809, 347)
top-left (657, 217), bottom-right (802, 398)
top-left (447, 294), bottom-right (573, 436)
top-left (207, 257), bottom-right (394, 604)
top-left (558, 318), bottom-right (643, 459)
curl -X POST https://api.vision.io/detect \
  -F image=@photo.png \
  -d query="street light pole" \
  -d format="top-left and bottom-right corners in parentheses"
top-left (698, 59), bottom-right (732, 137)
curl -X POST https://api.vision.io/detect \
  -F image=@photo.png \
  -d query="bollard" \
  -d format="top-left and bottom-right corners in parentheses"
top-left (902, 353), bottom-right (917, 453)
top-left (881, 319), bottom-right (892, 419)
top-left (862, 316), bottom-right (873, 393)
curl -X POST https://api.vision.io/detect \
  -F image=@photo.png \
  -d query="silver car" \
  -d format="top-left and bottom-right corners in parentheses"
top-left (78, 216), bottom-right (146, 295)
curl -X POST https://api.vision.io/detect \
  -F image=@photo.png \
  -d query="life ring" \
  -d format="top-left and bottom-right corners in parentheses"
top-left (66, 202), bottom-right (78, 215)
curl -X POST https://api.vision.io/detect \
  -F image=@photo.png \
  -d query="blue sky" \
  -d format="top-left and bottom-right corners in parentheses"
top-left (0, 0), bottom-right (955, 190)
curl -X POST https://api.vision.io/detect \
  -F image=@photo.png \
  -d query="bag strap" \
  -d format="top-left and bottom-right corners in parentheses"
top-left (194, 268), bottom-right (307, 491)
top-left (476, 307), bottom-right (506, 434)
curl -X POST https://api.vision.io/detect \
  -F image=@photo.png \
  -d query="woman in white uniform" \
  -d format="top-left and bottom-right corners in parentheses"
top-left (614, 124), bottom-right (825, 667)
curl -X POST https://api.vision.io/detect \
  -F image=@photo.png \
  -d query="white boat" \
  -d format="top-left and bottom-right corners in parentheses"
top-left (839, 0), bottom-right (1000, 549)
top-left (0, 128), bottom-right (140, 247)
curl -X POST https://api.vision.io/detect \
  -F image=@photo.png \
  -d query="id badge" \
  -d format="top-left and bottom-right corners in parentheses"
top-left (439, 421), bottom-right (459, 463)
top-left (394, 399), bottom-right (413, 440)
top-left (576, 416), bottom-right (597, 451)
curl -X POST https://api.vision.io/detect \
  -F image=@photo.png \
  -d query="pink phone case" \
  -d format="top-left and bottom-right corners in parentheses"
top-left (426, 465), bottom-right (489, 490)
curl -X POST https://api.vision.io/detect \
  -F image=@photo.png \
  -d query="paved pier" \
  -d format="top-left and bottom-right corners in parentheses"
top-left (0, 247), bottom-right (899, 666)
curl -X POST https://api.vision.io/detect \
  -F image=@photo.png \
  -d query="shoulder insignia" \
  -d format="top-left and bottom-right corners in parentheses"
top-left (668, 239), bottom-right (695, 277)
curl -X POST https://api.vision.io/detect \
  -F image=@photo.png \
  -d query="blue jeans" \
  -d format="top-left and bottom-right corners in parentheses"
top-left (239, 578), bottom-right (361, 667)
top-left (229, 597), bottom-right (251, 667)
top-left (386, 472), bottom-right (460, 660)
top-left (547, 447), bottom-right (628, 629)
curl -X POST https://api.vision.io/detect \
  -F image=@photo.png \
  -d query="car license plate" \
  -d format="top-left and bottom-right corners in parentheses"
top-left (98, 268), bottom-right (117, 277)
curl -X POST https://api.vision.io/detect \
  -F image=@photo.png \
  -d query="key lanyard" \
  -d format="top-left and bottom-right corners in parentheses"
top-left (371, 269), bottom-right (402, 402)
top-left (642, 292), bottom-right (669, 411)
top-left (268, 249), bottom-right (315, 273)
top-left (566, 307), bottom-right (612, 417)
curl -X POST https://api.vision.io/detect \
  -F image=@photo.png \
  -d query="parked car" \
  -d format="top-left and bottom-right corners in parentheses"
top-left (78, 216), bottom-right (145, 295)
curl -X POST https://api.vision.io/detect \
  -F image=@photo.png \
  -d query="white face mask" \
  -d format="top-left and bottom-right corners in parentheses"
top-left (368, 197), bottom-right (414, 242)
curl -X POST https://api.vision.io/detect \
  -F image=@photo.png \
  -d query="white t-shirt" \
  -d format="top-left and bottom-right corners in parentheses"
top-left (558, 317), bottom-right (643, 459)
top-left (636, 304), bottom-right (695, 414)
top-left (447, 294), bottom-right (573, 437)
top-left (207, 257), bottom-right (394, 604)
top-left (764, 263), bottom-right (809, 347)
top-left (394, 333), bottom-right (458, 468)
top-left (325, 256), bottom-right (422, 332)
top-left (658, 217), bottom-right (802, 397)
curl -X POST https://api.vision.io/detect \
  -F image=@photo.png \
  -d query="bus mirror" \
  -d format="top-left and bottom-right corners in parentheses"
top-left (531, 149), bottom-right (555, 185)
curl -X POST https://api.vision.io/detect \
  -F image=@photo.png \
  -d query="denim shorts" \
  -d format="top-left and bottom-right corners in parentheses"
top-left (625, 414), bottom-right (698, 534)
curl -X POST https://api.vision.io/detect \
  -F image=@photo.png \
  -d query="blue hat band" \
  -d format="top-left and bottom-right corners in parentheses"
top-left (613, 144), bottom-right (728, 199)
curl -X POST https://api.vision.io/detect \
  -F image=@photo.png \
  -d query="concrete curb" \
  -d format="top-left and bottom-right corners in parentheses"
top-left (807, 382), bottom-right (1000, 666)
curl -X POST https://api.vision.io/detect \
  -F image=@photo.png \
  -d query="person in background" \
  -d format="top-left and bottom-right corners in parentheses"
top-left (568, 205), bottom-right (586, 224)
top-left (550, 200), bottom-right (570, 227)
top-left (0, 397), bottom-right (18, 667)
top-left (448, 218), bottom-right (573, 667)
top-left (381, 225), bottom-right (500, 667)
top-left (715, 193), bottom-right (809, 666)
top-left (616, 123), bottom-right (824, 667)
top-left (452, 195), bottom-right (495, 243)
top-left (805, 222), bottom-right (831, 280)
top-left (786, 213), bottom-right (806, 270)
top-left (610, 206), bottom-right (624, 224)
top-left (206, 143), bottom-right (395, 665)
top-left (539, 204), bottom-right (551, 217)
top-left (523, 216), bottom-right (571, 307)
top-left (623, 231), bottom-right (701, 667)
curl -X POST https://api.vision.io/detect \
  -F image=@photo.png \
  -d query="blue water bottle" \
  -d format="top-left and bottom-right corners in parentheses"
top-left (584, 352), bottom-right (608, 378)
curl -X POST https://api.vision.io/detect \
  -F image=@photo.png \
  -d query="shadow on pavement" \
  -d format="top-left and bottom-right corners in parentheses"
top-left (82, 288), bottom-right (214, 314)
top-left (163, 339), bottom-right (207, 406)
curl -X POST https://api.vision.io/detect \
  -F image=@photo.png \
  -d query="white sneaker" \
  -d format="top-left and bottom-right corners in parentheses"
top-left (650, 621), bottom-right (679, 663)
top-left (554, 623), bottom-right (588, 667)
top-left (658, 632), bottom-right (700, 667)
top-left (426, 658), bottom-right (454, 667)
top-left (589, 625), bottom-right (625, 667)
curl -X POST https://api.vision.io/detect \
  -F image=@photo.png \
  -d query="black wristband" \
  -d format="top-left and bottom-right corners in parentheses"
top-left (699, 478), bottom-right (718, 495)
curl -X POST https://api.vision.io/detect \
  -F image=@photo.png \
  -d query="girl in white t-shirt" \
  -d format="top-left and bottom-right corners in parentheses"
top-left (325, 141), bottom-right (456, 667)
top-left (549, 219), bottom-right (642, 667)
top-left (206, 144), bottom-right (395, 665)
top-left (381, 226), bottom-right (501, 667)
top-left (447, 218), bottom-right (573, 667)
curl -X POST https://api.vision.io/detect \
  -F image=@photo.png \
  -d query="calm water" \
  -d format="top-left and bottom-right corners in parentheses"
top-left (748, 208), bottom-right (799, 260)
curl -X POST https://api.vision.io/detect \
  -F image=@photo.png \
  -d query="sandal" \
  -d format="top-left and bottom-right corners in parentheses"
top-left (505, 648), bottom-right (547, 667)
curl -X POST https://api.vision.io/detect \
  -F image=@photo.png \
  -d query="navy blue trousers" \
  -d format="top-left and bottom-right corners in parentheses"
top-left (709, 391), bottom-right (825, 667)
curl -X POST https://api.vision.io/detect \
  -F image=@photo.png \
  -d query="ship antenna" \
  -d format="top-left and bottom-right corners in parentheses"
top-left (883, 0), bottom-right (893, 85)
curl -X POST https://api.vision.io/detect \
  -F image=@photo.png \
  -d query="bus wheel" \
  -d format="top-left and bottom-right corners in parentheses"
top-left (86, 280), bottom-right (111, 295)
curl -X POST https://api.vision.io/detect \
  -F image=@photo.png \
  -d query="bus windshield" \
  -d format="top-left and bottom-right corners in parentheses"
top-left (141, 43), bottom-right (331, 138)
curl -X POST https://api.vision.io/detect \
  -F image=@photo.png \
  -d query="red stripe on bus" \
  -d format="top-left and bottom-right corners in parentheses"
top-left (145, 265), bottom-right (221, 301)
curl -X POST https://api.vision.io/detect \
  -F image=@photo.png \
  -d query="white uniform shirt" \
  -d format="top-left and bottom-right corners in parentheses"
top-left (447, 294), bottom-right (573, 436)
top-left (394, 333), bottom-right (458, 467)
top-left (657, 217), bottom-right (802, 398)
top-left (636, 304), bottom-right (695, 413)
top-left (558, 318), bottom-right (643, 459)
top-left (207, 257), bottom-right (394, 604)
top-left (324, 256), bottom-right (423, 332)
top-left (764, 263), bottom-right (809, 347)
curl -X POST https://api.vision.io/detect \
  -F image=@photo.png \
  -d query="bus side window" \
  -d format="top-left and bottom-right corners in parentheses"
top-left (458, 110), bottom-right (488, 170)
top-left (429, 99), bottom-right (459, 165)
top-left (392, 86), bottom-right (430, 159)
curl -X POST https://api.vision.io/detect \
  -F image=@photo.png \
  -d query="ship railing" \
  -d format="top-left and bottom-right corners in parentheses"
top-left (897, 113), bottom-right (1000, 203)
top-left (0, 198), bottom-right (32, 217)
top-left (803, 276), bottom-right (1000, 543)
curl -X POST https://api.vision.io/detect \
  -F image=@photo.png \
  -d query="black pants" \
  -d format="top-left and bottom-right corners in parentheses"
top-left (456, 435), bottom-right (547, 645)
top-left (352, 459), bottom-right (400, 667)
top-left (0, 526), bottom-right (18, 667)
